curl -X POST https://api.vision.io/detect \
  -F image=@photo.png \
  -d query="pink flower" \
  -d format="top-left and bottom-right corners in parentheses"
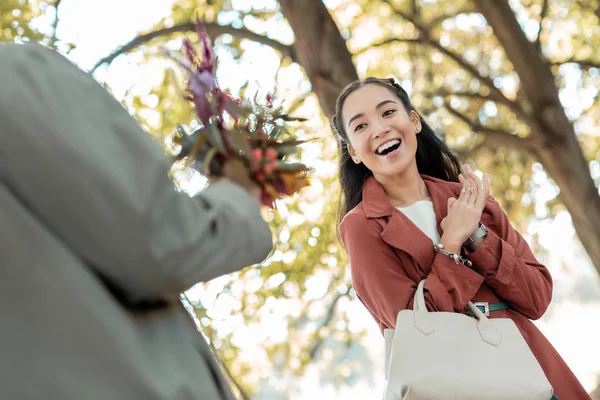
top-left (265, 148), bottom-right (278, 161)
top-left (196, 20), bottom-right (215, 73)
top-left (175, 21), bottom-right (219, 126)
top-left (252, 148), bottom-right (263, 161)
top-left (264, 160), bottom-right (278, 175)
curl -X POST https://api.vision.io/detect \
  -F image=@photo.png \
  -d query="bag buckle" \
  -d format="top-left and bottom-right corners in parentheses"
top-left (473, 302), bottom-right (489, 317)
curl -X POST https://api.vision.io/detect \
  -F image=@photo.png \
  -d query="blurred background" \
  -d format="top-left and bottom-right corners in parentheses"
top-left (3, 0), bottom-right (600, 398)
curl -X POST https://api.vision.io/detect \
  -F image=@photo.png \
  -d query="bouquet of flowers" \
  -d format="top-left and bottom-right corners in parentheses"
top-left (164, 20), bottom-right (311, 208)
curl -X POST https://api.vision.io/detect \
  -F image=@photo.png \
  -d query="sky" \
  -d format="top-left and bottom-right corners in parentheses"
top-left (45, 0), bottom-right (600, 396)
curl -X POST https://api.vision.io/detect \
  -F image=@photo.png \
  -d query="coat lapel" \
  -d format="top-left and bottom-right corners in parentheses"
top-left (362, 175), bottom-right (460, 274)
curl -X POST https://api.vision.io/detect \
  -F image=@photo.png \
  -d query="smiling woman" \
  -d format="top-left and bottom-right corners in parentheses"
top-left (331, 77), bottom-right (591, 399)
top-left (332, 77), bottom-right (462, 223)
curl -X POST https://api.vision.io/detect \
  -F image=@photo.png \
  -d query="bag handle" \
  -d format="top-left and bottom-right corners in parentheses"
top-left (412, 280), bottom-right (434, 334)
top-left (413, 279), bottom-right (502, 346)
top-left (413, 280), bottom-right (427, 312)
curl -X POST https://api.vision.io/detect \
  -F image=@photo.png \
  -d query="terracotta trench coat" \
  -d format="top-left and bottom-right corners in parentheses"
top-left (340, 175), bottom-right (590, 399)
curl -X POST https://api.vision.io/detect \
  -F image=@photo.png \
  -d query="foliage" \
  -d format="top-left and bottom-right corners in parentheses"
top-left (165, 21), bottom-right (310, 208)
top-left (1, 0), bottom-right (46, 42)
top-left (3, 0), bottom-right (599, 397)
top-left (136, 1), bottom-right (600, 393)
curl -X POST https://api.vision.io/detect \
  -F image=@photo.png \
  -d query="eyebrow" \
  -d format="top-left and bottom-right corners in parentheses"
top-left (347, 100), bottom-right (398, 128)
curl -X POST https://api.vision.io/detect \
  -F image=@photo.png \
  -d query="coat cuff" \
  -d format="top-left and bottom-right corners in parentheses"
top-left (465, 229), bottom-right (515, 286)
top-left (200, 182), bottom-right (273, 264)
top-left (428, 253), bottom-right (485, 312)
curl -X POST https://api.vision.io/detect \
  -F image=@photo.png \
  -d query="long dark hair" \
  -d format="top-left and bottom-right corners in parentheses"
top-left (332, 77), bottom-right (462, 229)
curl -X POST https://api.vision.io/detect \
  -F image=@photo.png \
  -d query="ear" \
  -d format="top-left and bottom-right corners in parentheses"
top-left (347, 144), bottom-right (361, 164)
top-left (410, 110), bottom-right (422, 134)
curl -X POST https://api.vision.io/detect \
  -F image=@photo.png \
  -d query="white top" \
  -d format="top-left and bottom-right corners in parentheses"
top-left (397, 200), bottom-right (440, 243)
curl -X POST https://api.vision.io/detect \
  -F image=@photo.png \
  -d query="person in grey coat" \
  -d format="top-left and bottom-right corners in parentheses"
top-left (0, 42), bottom-right (273, 399)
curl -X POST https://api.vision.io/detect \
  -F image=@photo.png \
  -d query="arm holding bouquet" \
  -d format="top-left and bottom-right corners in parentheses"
top-left (0, 21), bottom-right (313, 305)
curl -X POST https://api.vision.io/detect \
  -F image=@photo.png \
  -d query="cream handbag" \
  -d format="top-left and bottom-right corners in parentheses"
top-left (383, 280), bottom-right (554, 400)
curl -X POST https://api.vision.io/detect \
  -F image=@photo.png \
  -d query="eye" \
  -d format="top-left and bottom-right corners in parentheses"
top-left (383, 109), bottom-right (396, 117)
top-left (354, 123), bottom-right (366, 132)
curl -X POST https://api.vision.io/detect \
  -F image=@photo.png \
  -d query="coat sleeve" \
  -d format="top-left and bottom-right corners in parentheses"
top-left (340, 211), bottom-right (484, 330)
top-left (0, 43), bottom-right (273, 304)
top-left (465, 196), bottom-right (553, 319)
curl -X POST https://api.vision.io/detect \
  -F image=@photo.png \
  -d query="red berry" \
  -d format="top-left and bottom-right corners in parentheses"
top-left (252, 148), bottom-right (263, 160)
top-left (265, 148), bottom-right (278, 161)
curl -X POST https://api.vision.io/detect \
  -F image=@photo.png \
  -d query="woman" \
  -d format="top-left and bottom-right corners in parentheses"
top-left (332, 77), bottom-right (590, 399)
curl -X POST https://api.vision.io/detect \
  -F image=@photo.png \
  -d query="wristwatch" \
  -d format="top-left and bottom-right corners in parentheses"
top-left (463, 222), bottom-right (488, 252)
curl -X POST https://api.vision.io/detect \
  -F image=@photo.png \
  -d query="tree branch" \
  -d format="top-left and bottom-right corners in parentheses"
top-left (455, 138), bottom-right (489, 159)
top-left (550, 58), bottom-right (600, 70)
top-left (354, 37), bottom-right (420, 55)
top-left (307, 292), bottom-right (345, 360)
top-left (378, 0), bottom-right (526, 120)
top-left (429, 5), bottom-right (474, 27)
top-left (534, 0), bottom-right (549, 52)
top-left (444, 103), bottom-right (533, 152)
top-left (439, 89), bottom-right (497, 103)
top-left (410, 0), bottom-right (419, 17)
top-left (49, 0), bottom-right (63, 46)
top-left (91, 21), bottom-right (295, 73)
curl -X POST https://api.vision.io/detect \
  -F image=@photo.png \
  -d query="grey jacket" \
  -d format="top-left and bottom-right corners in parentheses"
top-left (0, 43), bottom-right (273, 399)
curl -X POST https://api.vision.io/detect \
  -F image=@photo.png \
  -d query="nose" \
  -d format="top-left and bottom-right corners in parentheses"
top-left (372, 121), bottom-right (390, 139)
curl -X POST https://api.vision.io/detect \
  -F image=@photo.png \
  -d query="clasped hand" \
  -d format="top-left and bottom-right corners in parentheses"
top-left (440, 165), bottom-right (490, 251)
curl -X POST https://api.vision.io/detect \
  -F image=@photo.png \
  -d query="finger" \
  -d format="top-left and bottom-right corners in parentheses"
top-left (474, 174), bottom-right (487, 210)
top-left (469, 166), bottom-right (482, 204)
top-left (467, 165), bottom-right (483, 189)
top-left (475, 173), bottom-right (490, 210)
top-left (458, 174), bottom-right (467, 198)
top-left (458, 174), bottom-right (470, 202)
top-left (447, 197), bottom-right (457, 211)
top-left (469, 166), bottom-right (485, 204)
top-left (461, 166), bottom-right (473, 201)
top-left (483, 172), bottom-right (490, 199)
top-left (468, 168), bottom-right (485, 206)
top-left (464, 167), bottom-right (477, 204)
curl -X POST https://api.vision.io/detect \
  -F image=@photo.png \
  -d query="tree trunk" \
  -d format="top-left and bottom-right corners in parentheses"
top-left (279, 0), bottom-right (600, 275)
top-left (278, 0), bottom-right (358, 119)
top-left (474, 0), bottom-right (600, 275)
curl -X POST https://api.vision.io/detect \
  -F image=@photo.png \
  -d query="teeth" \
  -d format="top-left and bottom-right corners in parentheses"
top-left (376, 139), bottom-right (400, 154)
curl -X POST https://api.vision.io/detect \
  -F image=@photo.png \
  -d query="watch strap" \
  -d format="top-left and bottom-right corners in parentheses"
top-left (464, 223), bottom-right (487, 250)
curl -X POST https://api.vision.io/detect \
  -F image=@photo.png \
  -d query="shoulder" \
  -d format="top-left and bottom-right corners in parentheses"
top-left (339, 202), bottom-right (385, 248)
top-left (0, 42), bottom-right (64, 66)
top-left (339, 203), bottom-right (367, 230)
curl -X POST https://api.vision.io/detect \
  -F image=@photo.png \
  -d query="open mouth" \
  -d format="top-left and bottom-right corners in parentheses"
top-left (376, 139), bottom-right (402, 156)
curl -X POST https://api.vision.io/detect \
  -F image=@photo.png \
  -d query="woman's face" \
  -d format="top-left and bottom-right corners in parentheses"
top-left (341, 84), bottom-right (421, 180)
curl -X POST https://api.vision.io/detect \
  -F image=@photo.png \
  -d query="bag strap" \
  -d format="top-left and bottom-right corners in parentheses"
top-left (413, 280), bottom-right (428, 312)
top-left (413, 279), bottom-right (501, 345)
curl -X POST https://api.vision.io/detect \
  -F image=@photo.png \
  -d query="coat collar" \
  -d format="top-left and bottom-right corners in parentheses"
top-left (362, 174), bottom-right (460, 220)
top-left (361, 175), bottom-right (462, 274)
